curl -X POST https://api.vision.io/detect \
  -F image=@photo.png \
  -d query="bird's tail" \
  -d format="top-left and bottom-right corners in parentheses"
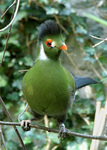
top-left (74, 76), bottom-right (98, 90)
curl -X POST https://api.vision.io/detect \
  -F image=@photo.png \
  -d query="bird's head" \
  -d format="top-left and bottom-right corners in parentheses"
top-left (37, 20), bottom-right (67, 60)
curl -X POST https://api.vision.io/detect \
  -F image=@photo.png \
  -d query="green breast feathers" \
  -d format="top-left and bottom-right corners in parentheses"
top-left (22, 60), bottom-right (75, 116)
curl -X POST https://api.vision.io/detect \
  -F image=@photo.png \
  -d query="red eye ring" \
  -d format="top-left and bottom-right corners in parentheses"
top-left (45, 39), bottom-right (52, 47)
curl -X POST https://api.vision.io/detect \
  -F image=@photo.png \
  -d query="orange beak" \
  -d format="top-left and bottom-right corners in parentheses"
top-left (59, 44), bottom-right (67, 50)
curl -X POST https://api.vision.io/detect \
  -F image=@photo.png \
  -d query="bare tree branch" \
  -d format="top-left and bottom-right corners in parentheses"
top-left (92, 38), bottom-right (107, 48)
top-left (67, 16), bottom-right (102, 79)
top-left (94, 53), bottom-right (107, 75)
top-left (89, 35), bottom-right (107, 76)
top-left (1, 0), bottom-right (17, 20)
top-left (0, 25), bottom-right (12, 70)
top-left (88, 62), bottom-right (102, 79)
top-left (64, 50), bottom-right (82, 75)
top-left (0, 125), bottom-right (7, 150)
top-left (18, 103), bottom-right (28, 122)
top-left (52, 14), bottom-right (69, 35)
top-left (90, 35), bottom-right (104, 40)
top-left (0, 121), bottom-right (107, 141)
top-left (90, 35), bottom-right (107, 47)
top-left (90, 0), bottom-right (107, 20)
top-left (0, 0), bottom-right (20, 32)
top-left (0, 96), bottom-right (27, 150)
top-left (0, 0), bottom-right (20, 70)
top-left (0, 1), bottom-right (27, 149)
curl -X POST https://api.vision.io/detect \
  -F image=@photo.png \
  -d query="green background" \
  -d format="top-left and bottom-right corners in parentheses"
top-left (0, 0), bottom-right (107, 149)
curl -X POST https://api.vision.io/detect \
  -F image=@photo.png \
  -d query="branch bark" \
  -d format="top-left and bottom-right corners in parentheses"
top-left (0, 0), bottom-right (20, 70)
top-left (1, 0), bottom-right (17, 20)
top-left (0, 97), bottom-right (27, 150)
top-left (0, 125), bottom-right (7, 150)
top-left (0, 0), bottom-right (20, 32)
top-left (90, 35), bottom-right (107, 48)
top-left (0, 121), bottom-right (107, 141)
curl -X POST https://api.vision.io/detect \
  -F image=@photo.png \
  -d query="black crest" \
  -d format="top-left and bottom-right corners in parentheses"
top-left (38, 20), bottom-right (61, 41)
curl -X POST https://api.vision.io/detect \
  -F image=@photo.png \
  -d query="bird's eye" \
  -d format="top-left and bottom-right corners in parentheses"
top-left (45, 39), bottom-right (52, 47)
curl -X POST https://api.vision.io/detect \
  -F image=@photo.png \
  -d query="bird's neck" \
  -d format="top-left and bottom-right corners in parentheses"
top-left (37, 43), bottom-right (49, 61)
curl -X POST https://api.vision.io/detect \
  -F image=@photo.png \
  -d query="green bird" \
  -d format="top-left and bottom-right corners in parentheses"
top-left (21, 20), bottom-right (98, 137)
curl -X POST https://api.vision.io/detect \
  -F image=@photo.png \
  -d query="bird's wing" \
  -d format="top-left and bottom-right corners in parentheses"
top-left (74, 76), bottom-right (98, 90)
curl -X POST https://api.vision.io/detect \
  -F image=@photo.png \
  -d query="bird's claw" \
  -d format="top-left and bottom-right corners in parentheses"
top-left (20, 120), bottom-right (31, 131)
top-left (58, 123), bottom-right (67, 138)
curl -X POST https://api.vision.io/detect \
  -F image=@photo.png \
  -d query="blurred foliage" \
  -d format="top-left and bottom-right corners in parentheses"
top-left (0, 0), bottom-right (107, 150)
top-left (84, 13), bottom-right (107, 27)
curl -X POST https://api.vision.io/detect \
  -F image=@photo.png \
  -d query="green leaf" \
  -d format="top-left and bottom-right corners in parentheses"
top-left (0, 75), bottom-right (8, 87)
top-left (96, 95), bottom-right (105, 101)
top-left (5, 103), bottom-right (13, 110)
top-left (0, 51), bottom-right (10, 60)
top-left (101, 77), bottom-right (107, 84)
top-left (12, 80), bottom-right (21, 90)
top-left (48, 133), bottom-right (60, 144)
top-left (60, 9), bottom-right (71, 16)
top-left (76, 36), bottom-right (84, 43)
top-left (45, 7), bottom-right (58, 15)
top-left (7, 92), bottom-right (19, 101)
top-left (84, 46), bottom-right (95, 55)
top-left (23, 137), bottom-right (31, 144)
top-left (76, 25), bottom-right (87, 34)
top-left (8, 36), bottom-right (20, 47)
top-left (19, 55), bottom-right (33, 66)
top-left (8, 59), bottom-right (16, 67)
top-left (13, 11), bottom-right (28, 24)
top-left (83, 54), bottom-right (95, 64)
top-left (38, 0), bottom-right (49, 4)
top-left (33, 134), bottom-right (46, 141)
top-left (6, 141), bottom-right (18, 150)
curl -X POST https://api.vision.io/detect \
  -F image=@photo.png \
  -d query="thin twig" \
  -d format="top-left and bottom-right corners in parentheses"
top-left (52, 14), bottom-right (69, 35)
top-left (92, 38), bottom-right (107, 48)
top-left (90, 35), bottom-right (104, 40)
top-left (51, 145), bottom-right (59, 150)
top-left (68, 16), bottom-right (102, 79)
top-left (94, 53), bottom-right (107, 75)
top-left (18, 70), bottom-right (29, 72)
top-left (0, 0), bottom-right (19, 70)
top-left (0, 26), bottom-right (12, 70)
top-left (1, 0), bottom-right (16, 20)
top-left (90, 0), bottom-right (107, 19)
top-left (28, 15), bottom-right (42, 21)
top-left (18, 103), bottom-right (28, 122)
top-left (0, 96), bottom-right (27, 150)
top-left (90, 35), bottom-right (107, 47)
top-left (0, 1), bottom-right (26, 149)
top-left (64, 50), bottom-right (81, 75)
top-left (0, 0), bottom-right (20, 32)
top-left (0, 125), bottom-right (7, 150)
top-left (87, 62), bottom-right (102, 79)
top-left (0, 121), bottom-right (107, 141)
top-left (44, 116), bottom-right (51, 150)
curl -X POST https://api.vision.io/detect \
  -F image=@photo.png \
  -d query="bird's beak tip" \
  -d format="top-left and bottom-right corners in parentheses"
top-left (59, 44), bottom-right (67, 50)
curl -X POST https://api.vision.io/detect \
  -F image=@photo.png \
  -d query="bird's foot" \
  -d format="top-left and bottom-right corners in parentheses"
top-left (20, 120), bottom-right (31, 131)
top-left (58, 123), bottom-right (67, 138)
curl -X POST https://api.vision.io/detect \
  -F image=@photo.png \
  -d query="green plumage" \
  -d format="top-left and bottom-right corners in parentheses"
top-left (22, 20), bottom-right (75, 119)
top-left (22, 59), bottom-right (75, 116)
top-left (21, 20), bottom-right (98, 137)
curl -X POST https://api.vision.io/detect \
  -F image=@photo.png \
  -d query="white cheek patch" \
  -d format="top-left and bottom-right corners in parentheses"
top-left (39, 43), bottom-right (49, 60)
top-left (51, 41), bottom-right (56, 48)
